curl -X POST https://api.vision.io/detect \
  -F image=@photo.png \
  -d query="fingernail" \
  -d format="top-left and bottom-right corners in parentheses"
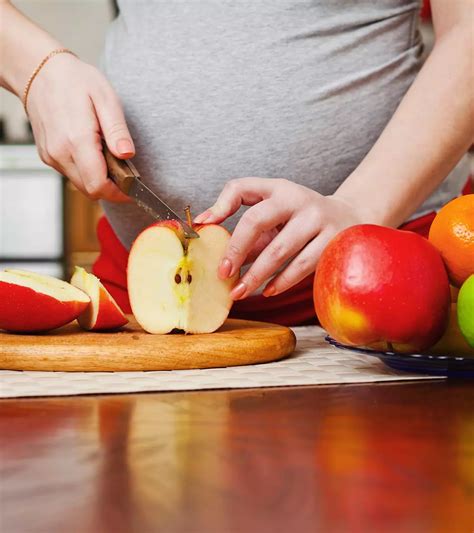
top-left (263, 285), bottom-right (276, 297)
top-left (231, 281), bottom-right (247, 300)
top-left (218, 258), bottom-right (232, 279)
top-left (116, 138), bottom-right (134, 156)
top-left (194, 210), bottom-right (212, 224)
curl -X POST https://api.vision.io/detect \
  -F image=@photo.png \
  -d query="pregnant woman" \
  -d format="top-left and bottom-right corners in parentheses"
top-left (1, 0), bottom-right (472, 325)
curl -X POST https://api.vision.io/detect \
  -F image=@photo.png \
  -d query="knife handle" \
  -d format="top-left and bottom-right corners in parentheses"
top-left (102, 141), bottom-right (135, 195)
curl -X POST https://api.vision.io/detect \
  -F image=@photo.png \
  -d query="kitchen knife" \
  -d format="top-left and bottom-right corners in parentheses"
top-left (102, 143), bottom-right (199, 239)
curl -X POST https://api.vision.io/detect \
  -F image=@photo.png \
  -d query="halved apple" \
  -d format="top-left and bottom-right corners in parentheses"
top-left (0, 269), bottom-right (90, 332)
top-left (70, 266), bottom-right (128, 331)
top-left (128, 221), bottom-right (238, 334)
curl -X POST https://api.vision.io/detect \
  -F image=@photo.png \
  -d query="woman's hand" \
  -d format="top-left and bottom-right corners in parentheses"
top-left (27, 53), bottom-right (135, 202)
top-left (194, 178), bottom-right (368, 300)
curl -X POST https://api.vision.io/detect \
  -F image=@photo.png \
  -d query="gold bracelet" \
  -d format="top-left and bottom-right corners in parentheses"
top-left (22, 48), bottom-right (76, 115)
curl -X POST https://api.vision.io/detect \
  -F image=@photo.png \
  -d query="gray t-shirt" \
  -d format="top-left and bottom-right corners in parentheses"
top-left (101, 0), bottom-right (469, 249)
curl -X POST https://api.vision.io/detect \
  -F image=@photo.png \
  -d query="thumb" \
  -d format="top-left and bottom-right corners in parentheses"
top-left (93, 89), bottom-right (135, 159)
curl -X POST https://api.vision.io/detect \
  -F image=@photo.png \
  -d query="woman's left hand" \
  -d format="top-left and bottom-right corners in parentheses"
top-left (194, 178), bottom-right (368, 300)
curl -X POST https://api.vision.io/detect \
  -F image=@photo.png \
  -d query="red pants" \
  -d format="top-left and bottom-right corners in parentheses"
top-left (93, 180), bottom-right (472, 327)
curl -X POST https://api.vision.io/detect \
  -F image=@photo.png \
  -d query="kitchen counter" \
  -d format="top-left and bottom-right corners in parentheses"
top-left (1, 381), bottom-right (472, 532)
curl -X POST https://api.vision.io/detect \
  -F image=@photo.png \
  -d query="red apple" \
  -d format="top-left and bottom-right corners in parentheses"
top-left (128, 220), bottom-right (238, 334)
top-left (314, 225), bottom-right (451, 353)
top-left (0, 269), bottom-right (90, 333)
top-left (70, 266), bottom-right (128, 331)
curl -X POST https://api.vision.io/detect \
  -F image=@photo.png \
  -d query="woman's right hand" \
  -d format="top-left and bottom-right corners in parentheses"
top-left (26, 53), bottom-right (135, 202)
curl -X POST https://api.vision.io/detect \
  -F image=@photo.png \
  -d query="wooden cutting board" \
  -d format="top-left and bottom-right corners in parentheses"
top-left (0, 318), bottom-right (296, 372)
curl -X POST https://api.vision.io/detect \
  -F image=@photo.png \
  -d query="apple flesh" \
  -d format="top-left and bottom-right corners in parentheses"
top-left (314, 225), bottom-right (451, 353)
top-left (70, 266), bottom-right (128, 331)
top-left (0, 269), bottom-right (90, 332)
top-left (128, 221), bottom-right (238, 334)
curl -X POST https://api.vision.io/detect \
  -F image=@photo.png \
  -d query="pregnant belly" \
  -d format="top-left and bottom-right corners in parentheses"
top-left (101, 44), bottom-right (416, 247)
top-left (100, 78), bottom-right (401, 251)
top-left (103, 0), bottom-right (423, 209)
top-left (116, 82), bottom-right (393, 198)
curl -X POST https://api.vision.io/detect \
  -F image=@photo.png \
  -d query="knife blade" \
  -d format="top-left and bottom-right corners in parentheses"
top-left (102, 143), bottom-right (199, 239)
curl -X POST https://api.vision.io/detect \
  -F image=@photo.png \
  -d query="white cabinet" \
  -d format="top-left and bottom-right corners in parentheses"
top-left (0, 144), bottom-right (64, 277)
top-left (0, 172), bottom-right (62, 258)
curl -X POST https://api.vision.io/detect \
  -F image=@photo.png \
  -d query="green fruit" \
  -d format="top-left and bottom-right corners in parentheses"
top-left (457, 274), bottom-right (474, 348)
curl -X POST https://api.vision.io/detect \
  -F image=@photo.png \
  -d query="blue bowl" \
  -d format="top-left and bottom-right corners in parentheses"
top-left (325, 336), bottom-right (474, 378)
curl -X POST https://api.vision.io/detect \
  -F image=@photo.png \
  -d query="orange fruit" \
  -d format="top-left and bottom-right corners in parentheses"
top-left (429, 194), bottom-right (474, 287)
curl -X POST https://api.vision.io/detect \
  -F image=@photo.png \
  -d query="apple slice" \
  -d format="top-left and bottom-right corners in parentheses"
top-left (128, 221), bottom-right (238, 334)
top-left (70, 266), bottom-right (128, 331)
top-left (0, 269), bottom-right (90, 332)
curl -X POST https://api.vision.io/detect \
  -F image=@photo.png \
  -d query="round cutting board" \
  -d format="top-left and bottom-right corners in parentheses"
top-left (0, 318), bottom-right (296, 372)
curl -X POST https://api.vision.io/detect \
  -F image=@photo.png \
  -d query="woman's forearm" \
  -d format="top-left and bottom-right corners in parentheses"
top-left (335, 17), bottom-right (473, 227)
top-left (0, 1), bottom-right (135, 202)
top-left (0, 0), bottom-right (62, 96)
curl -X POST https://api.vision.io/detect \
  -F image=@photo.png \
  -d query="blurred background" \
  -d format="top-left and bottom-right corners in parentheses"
top-left (0, 0), bottom-right (453, 280)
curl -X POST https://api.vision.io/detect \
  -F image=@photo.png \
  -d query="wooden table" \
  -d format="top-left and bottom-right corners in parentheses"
top-left (1, 381), bottom-right (473, 532)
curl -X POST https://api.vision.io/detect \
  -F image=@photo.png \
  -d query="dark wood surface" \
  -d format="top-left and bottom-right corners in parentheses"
top-left (1, 382), bottom-right (473, 533)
